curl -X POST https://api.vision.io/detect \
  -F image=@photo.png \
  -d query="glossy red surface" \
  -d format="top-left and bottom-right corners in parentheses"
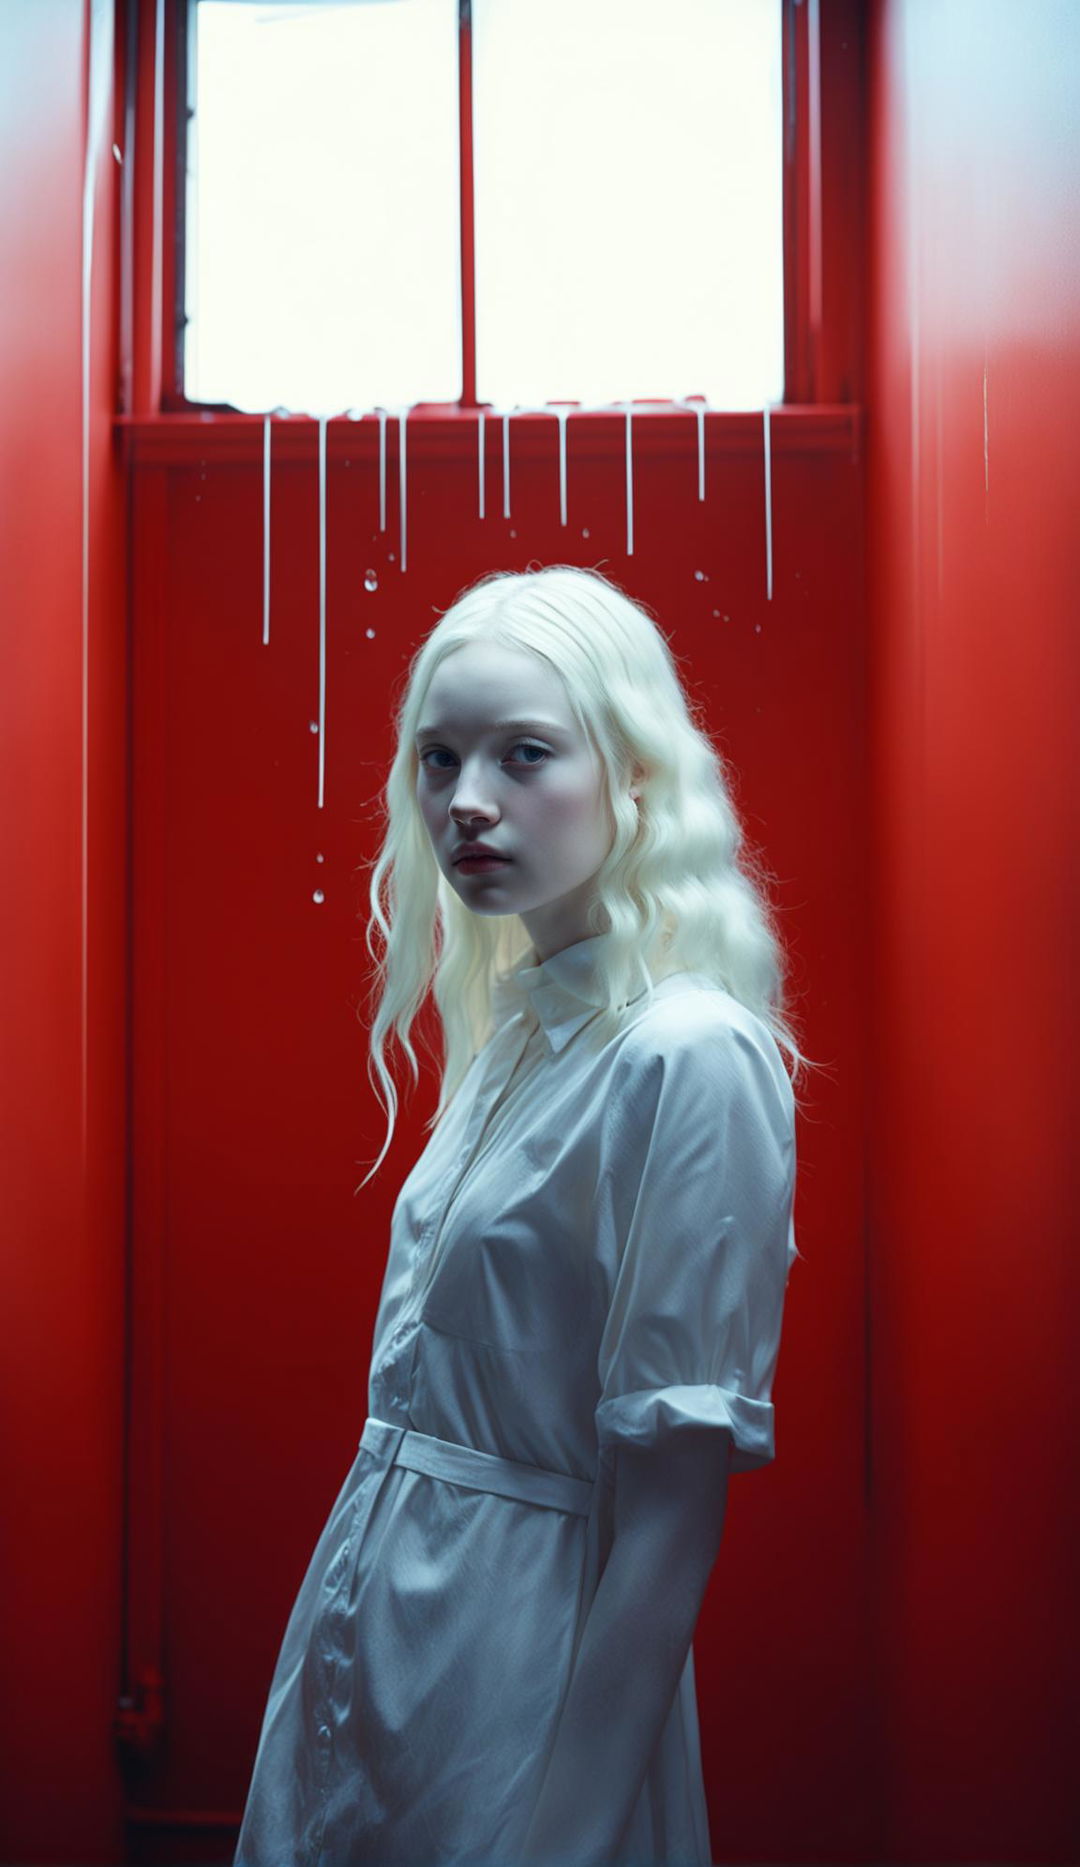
top-left (1, 0), bottom-right (1074, 1861)
top-left (865, 1), bottom-right (1078, 1858)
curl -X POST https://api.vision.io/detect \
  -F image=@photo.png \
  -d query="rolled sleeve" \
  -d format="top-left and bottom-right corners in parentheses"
top-left (595, 1007), bottom-right (798, 1476)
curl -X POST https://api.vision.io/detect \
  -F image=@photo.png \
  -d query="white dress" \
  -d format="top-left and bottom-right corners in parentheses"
top-left (234, 932), bottom-right (798, 1867)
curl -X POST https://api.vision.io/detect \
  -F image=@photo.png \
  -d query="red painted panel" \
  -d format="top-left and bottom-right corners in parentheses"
top-left (0, 0), bottom-right (877, 1859)
top-left (4, 0), bottom-right (1076, 1859)
top-left (866, 1), bottom-right (1079, 1859)
top-left (0, 0), bottom-right (129, 1861)
top-left (125, 409), bottom-right (868, 1858)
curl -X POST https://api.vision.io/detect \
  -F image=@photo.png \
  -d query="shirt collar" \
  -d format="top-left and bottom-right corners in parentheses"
top-left (492, 932), bottom-right (651, 1055)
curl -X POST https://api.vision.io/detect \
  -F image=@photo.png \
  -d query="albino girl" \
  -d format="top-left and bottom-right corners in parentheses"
top-left (234, 564), bottom-right (809, 1867)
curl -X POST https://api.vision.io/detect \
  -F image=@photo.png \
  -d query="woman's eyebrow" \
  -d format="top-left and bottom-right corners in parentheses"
top-left (413, 717), bottom-right (568, 741)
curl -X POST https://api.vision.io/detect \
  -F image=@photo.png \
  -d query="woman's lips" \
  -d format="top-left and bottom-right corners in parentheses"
top-left (454, 853), bottom-right (512, 872)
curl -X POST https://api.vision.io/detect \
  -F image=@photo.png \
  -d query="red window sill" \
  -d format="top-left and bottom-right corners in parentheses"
top-left (117, 404), bottom-right (862, 467)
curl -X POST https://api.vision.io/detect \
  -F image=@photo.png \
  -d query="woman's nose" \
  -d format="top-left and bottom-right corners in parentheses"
top-left (450, 797), bottom-right (496, 822)
top-left (449, 773), bottom-right (497, 819)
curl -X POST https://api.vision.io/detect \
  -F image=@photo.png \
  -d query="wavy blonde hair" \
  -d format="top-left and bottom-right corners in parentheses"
top-left (356, 564), bottom-right (818, 1190)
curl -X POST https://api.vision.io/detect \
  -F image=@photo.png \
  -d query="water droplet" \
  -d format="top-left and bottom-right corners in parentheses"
top-left (365, 627), bottom-right (376, 639)
top-left (309, 721), bottom-right (319, 735)
top-left (724, 614), bottom-right (730, 622)
top-left (388, 551), bottom-right (396, 562)
top-left (112, 143), bottom-right (123, 164)
top-left (509, 529), bottom-right (517, 539)
top-left (755, 623), bottom-right (762, 634)
top-left (694, 569), bottom-right (705, 581)
top-left (313, 889), bottom-right (325, 905)
top-left (581, 527), bottom-right (590, 539)
top-left (316, 852), bottom-right (325, 863)
top-left (364, 570), bottom-right (378, 592)
top-left (712, 609), bottom-right (721, 618)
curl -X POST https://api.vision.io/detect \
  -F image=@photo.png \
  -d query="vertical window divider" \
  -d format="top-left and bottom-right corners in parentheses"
top-left (458, 0), bottom-right (478, 409)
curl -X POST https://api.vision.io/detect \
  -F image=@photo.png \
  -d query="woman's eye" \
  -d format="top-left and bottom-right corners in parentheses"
top-left (418, 743), bottom-right (550, 770)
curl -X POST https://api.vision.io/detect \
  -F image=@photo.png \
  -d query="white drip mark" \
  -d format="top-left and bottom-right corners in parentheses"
top-left (675, 397), bottom-right (707, 501)
top-left (983, 346), bottom-right (990, 513)
top-left (763, 406), bottom-right (774, 602)
top-left (478, 410), bottom-right (485, 520)
top-left (936, 355), bottom-right (944, 603)
top-left (555, 407), bottom-right (569, 526)
top-left (907, 0), bottom-right (920, 608)
top-left (317, 415), bottom-right (327, 809)
top-left (263, 415), bottom-right (271, 645)
top-left (503, 412), bottom-right (512, 518)
top-left (82, 0), bottom-right (114, 1167)
top-left (625, 403), bottom-right (634, 556)
top-left (398, 408), bottom-right (408, 572)
top-left (377, 408), bottom-right (387, 531)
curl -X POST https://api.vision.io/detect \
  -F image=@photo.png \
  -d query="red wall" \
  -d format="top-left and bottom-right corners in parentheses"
top-left (121, 402), bottom-right (866, 1863)
top-left (3, 0), bottom-right (1075, 1862)
top-left (0, 0), bottom-right (129, 1861)
top-left (865, 1), bottom-right (1078, 1859)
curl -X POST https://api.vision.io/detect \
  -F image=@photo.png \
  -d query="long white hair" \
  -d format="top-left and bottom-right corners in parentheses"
top-left (356, 564), bottom-right (818, 1189)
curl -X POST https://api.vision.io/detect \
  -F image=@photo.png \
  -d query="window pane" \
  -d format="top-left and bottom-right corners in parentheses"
top-left (185, 0), bottom-right (461, 415)
top-left (472, 0), bottom-right (783, 409)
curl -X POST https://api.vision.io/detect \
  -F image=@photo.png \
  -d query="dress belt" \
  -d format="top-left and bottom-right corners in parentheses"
top-left (359, 1415), bottom-right (594, 1518)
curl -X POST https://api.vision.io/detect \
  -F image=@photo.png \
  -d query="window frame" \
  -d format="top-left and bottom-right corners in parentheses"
top-left (119, 0), bottom-right (853, 425)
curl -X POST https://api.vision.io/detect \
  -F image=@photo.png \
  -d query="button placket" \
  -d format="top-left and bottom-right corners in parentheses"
top-left (307, 1424), bottom-right (410, 1864)
top-left (411, 1015), bottom-right (539, 1306)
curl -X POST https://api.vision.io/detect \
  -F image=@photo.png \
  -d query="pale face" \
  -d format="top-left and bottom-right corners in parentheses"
top-left (413, 640), bottom-right (626, 961)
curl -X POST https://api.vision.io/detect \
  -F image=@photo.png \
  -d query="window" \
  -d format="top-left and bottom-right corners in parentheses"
top-left (184, 0), bottom-right (462, 413)
top-left (181, 0), bottom-right (784, 416)
top-left (472, 0), bottom-right (783, 409)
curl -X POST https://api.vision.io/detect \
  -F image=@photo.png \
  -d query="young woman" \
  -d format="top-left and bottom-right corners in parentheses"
top-left (234, 564), bottom-right (810, 1867)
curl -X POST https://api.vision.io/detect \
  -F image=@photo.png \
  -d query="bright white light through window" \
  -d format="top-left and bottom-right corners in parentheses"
top-left (473, 0), bottom-right (783, 410)
top-left (184, 0), bottom-right (783, 415)
top-left (185, 0), bottom-right (462, 415)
